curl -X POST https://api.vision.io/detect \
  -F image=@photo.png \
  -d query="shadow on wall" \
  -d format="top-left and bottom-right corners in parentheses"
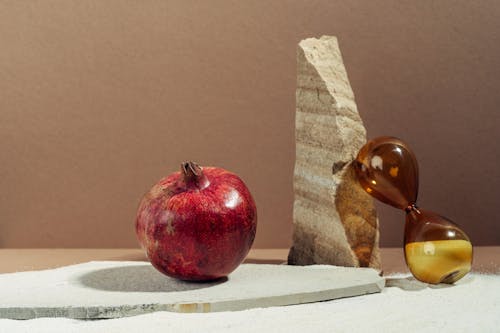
top-left (79, 265), bottom-right (227, 292)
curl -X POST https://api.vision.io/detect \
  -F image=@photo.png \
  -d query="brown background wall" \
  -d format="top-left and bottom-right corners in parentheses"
top-left (1, 1), bottom-right (499, 248)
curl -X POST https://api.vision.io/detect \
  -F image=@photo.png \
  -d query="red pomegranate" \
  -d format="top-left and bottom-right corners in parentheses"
top-left (135, 162), bottom-right (257, 281)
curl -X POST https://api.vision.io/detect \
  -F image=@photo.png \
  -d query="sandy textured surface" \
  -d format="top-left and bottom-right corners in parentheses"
top-left (0, 272), bottom-right (498, 332)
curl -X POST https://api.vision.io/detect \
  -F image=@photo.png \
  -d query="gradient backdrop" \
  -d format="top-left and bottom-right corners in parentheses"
top-left (1, 1), bottom-right (499, 248)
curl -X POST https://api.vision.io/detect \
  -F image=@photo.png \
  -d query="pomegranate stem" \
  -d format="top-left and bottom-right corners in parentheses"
top-left (181, 161), bottom-right (209, 190)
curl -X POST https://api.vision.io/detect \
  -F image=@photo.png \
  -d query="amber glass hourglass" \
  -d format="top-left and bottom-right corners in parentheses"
top-left (354, 136), bottom-right (472, 284)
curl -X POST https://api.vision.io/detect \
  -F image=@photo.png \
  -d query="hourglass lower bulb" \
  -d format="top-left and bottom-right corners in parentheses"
top-left (405, 207), bottom-right (472, 284)
top-left (354, 136), bottom-right (473, 284)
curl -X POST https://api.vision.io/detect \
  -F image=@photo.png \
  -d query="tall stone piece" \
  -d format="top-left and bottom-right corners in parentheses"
top-left (288, 36), bottom-right (380, 268)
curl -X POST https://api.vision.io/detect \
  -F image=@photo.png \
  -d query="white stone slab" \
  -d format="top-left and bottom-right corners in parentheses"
top-left (0, 261), bottom-right (384, 319)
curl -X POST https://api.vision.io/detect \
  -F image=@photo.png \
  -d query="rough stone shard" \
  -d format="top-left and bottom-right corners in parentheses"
top-left (0, 261), bottom-right (384, 319)
top-left (288, 36), bottom-right (380, 268)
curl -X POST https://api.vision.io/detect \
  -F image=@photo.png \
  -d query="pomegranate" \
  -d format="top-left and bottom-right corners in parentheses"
top-left (135, 161), bottom-right (257, 281)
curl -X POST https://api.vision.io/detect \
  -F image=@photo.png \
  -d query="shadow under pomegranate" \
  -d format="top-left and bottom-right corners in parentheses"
top-left (78, 265), bottom-right (227, 293)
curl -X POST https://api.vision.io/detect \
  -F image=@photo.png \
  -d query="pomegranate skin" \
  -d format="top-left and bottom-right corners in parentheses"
top-left (135, 163), bottom-right (257, 281)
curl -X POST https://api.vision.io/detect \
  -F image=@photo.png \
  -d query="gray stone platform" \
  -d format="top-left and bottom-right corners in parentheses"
top-left (0, 261), bottom-right (384, 319)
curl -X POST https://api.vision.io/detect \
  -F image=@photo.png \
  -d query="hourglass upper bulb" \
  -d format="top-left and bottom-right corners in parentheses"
top-left (354, 136), bottom-right (419, 210)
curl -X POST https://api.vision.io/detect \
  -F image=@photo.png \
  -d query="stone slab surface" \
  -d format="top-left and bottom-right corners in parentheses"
top-left (0, 261), bottom-right (384, 319)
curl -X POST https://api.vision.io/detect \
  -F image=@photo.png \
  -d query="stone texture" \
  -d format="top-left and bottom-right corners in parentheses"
top-left (288, 36), bottom-right (380, 268)
top-left (0, 261), bottom-right (384, 319)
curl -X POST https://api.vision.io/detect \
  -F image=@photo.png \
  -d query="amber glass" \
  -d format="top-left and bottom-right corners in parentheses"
top-left (404, 208), bottom-right (472, 284)
top-left (355, 136), bottom-right (473, 284)
top-left (354, 136), bottom-right (418, 210)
